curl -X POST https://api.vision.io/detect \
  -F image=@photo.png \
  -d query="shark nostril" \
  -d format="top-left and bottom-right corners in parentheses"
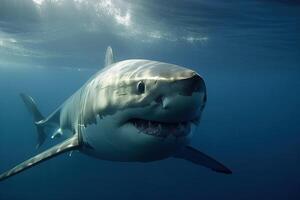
top-left (155, 95), bottom-right (170, 109)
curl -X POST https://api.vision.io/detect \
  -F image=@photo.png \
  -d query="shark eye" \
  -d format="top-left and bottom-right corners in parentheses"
top-left (137, 81), bottom-right (145, 94)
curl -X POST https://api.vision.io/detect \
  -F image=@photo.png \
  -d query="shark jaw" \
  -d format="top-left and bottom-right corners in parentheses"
top-left (79, 92), bottom-right (202, 162)
top-left (126, 118), bottom-right (192, 138)
top-left (79, 113), bottom-right (192, 162)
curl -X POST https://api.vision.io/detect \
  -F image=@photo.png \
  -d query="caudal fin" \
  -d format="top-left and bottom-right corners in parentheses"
top-left (20, 93), bottom-right (47, 149)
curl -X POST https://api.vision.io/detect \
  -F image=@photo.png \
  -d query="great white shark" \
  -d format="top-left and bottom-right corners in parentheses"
top-left (0, 47), bottom-right (231, 181)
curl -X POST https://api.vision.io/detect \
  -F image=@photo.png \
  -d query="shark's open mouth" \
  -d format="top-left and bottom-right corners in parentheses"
top-left (128, 118), bottom-right (191, 138)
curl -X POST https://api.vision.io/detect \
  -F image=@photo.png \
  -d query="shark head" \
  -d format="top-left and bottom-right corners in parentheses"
top-left (81, 59), bottom-right (206, 161)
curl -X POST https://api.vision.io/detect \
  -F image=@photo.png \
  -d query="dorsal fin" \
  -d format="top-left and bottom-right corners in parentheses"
top-left (104, 46), bottom-right (114, 67)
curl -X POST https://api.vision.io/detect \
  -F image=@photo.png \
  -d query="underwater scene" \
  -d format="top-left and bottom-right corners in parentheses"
top-left (0, 0), bottom-right (299, 199)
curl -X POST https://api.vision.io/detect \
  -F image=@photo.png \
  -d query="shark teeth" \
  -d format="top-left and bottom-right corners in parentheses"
top-left (128, 118), bottom-right (191, 138)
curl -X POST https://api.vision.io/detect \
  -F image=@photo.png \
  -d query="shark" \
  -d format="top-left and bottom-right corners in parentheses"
top-left (0, 47), bottom-right (232, 181)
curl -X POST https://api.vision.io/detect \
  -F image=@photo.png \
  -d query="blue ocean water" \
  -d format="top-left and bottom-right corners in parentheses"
top-left (0, 0), bottom-right (299, 199)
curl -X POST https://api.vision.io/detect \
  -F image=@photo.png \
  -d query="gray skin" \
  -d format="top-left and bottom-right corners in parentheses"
top-left (0, 47), bottom-right (231, 182)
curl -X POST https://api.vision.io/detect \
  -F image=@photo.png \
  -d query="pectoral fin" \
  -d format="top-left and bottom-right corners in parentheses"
top-left (0, 134), bottom-right (80, 181)
top-left (174, 146), bottom-right (232, 174)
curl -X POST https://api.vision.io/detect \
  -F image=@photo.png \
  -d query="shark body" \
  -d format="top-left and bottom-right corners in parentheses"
top-left (0, 47), bottom-right (231, 181)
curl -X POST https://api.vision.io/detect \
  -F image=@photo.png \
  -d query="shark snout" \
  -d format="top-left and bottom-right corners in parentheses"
top-left (162, 73), bottom-right (205, 108)
top-left (153, 73), bottom-right (206, 122)
top-left (181, 73), bottom-right (205, 95)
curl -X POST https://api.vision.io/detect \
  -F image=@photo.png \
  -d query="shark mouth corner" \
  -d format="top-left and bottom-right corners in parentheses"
top-left (127, 118), bottom-right (191, 138)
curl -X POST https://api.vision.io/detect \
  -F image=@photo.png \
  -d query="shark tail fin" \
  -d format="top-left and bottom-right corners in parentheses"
top-left (20, 93), bottom-right (47, 149)
top-left (0, 134), bottom-right (80, 182)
